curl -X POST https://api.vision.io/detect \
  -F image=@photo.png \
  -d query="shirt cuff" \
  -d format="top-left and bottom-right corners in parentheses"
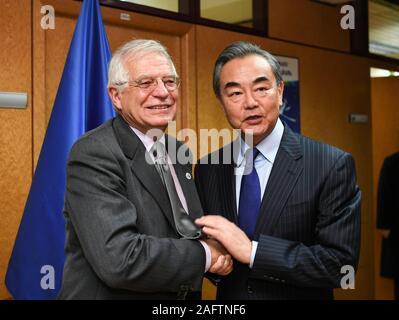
top-left (199, 240), bottom-right (211, 273)
top-left (249, 241), bottom-right (258, 269)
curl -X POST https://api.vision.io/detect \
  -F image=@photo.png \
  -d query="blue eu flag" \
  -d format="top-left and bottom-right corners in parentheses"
top-left (5, 0), bottom-right (115, 299)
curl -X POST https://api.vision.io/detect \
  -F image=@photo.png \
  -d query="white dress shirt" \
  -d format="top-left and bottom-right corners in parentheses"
top-left (234, 118), bottom-right (284, 268)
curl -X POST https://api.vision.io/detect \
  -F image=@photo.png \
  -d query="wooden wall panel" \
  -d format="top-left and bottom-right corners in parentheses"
top-left (0, 0), bottom-right (32, 300)
top-left (371, 76), bottom-right (399, 300)
top-left (196, 25), bottom-right (373, 299)
top-left (268, 0), bottom-right (350, 52)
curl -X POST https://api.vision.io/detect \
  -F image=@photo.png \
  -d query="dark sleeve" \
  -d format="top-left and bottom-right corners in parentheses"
top-left (251, 153), bottom-right (361, 288)
top-left (65, 137), bottom-right (205, 293)
top-left (377, 158), bottom-right (394, 229)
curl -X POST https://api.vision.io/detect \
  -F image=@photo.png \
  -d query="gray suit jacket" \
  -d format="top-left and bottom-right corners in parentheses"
top-left (58, 115), bottom-right (205, 299)
top-left (195, 123), bottom-right (361, 299)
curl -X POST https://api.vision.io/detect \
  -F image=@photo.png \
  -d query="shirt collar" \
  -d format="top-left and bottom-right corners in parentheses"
top-left (130, 126), bottom-right (165, 153)
top-left (235, 117), bottom-right (284, 167)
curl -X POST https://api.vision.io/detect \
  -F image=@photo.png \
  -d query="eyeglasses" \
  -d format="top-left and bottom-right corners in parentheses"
top-left (116, 77), bottom-right (181, 92)
top-left (224, 84), bottom-right (278, 103)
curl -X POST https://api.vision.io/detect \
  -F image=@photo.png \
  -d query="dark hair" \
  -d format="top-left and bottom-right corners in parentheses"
top-left (213, 41), bottom-right (283, 97)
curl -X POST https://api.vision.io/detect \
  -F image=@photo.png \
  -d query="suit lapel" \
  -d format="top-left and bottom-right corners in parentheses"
top-left (130, 150), bottom-right (176, 228)
top-left (254, 125), bottom-right (303, 237)
top-left (112, 116), bottom-right (176, 231)
top-left (166, 135), bottom-right (204, 219)
top-left (218, 144), bottom-right (238, 224)
top-left (173, 162), bottom-right (203, 219)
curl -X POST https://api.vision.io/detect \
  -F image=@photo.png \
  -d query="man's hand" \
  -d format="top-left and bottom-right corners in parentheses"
top-left (205, 238), bottom-right (233, 275)
top-left (196, 215), bottom-right (252, 265)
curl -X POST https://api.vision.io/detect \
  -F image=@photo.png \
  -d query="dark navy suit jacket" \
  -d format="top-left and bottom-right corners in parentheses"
top-left (195, 123), bottom-right (361, 300)
top-left (377, 152), bottom-right (399, 279)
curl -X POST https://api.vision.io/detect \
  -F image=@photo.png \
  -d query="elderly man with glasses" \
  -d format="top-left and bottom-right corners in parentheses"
top-left (58, 39), bottom-right (232, 300)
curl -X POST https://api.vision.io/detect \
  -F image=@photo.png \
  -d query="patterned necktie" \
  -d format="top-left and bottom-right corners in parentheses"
top-left (238, 148), bottom-right (261, 239)
top-left (152, 141), bottom-right (202, 239)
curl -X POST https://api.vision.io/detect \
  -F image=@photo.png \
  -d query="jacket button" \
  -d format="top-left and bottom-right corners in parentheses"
top-left (247, 285), bottom-right (253, 293)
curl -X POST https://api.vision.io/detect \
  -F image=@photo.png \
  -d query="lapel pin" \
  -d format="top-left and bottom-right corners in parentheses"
top-left (186, 172), bottom-right (192, 180)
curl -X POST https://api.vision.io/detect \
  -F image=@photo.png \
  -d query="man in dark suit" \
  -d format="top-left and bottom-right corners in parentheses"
top-left (195, 41), bottom-right (361, 299)
top-left (58, 39), bottom-right (232, 299)
top-left (377, 151), bottom-right (399, 299)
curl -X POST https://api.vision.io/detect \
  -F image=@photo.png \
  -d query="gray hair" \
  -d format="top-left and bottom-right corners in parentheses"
top-left (108, 39), bottom-right (177, 92)
top-left (213, 41), bottom-right (283, 97)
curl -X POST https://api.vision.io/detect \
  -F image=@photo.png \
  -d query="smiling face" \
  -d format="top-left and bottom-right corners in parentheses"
top-left (218, 54), bottom-right (284, 145)
top-left (108, 52), bottom-right (178, 134)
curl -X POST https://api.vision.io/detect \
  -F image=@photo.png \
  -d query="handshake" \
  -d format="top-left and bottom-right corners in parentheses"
top-left (195, 215), bottom-right (252, 276)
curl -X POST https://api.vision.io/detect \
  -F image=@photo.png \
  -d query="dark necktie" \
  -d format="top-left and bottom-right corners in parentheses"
top-left (238, 148), bottom-right (261, 239)
top-left (152, 141), bottom-right (202, 239)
